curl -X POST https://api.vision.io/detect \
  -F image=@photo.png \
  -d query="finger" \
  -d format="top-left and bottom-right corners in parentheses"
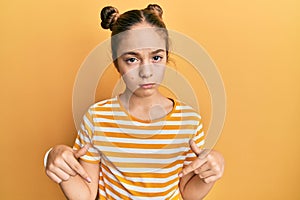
top-left (56, 160), bottom-right (77, 176)
top-left (197, 149), bottom-right (211, 159)
top-left (48, 153), bottom-right (77, 177)
top-left (193, 162), bottom-right (210, 174)
top-left (199, 169), bottom-right (215, 179)
top-left (189, 139), bottom-right (201, 155)
top-left (178, 157), bottom-right (207, 177)
top-left (205, 154), bottom-right (222, 174)
top-left (47, 167), bottom-right (71, 182)
top-left (67, 158), bottom-right (91, 183)
top-left (195, 161), bottom-right (211, 173)
top-left (203, 175), bottom-right (221, 184)
top-left (74, 144), bottom-right (90, 159)
top-left (46, 170), bottom-right (63, 184)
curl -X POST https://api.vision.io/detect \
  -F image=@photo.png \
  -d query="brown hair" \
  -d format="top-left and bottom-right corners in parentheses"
top-left (100, 4), bottom-right (169, 68)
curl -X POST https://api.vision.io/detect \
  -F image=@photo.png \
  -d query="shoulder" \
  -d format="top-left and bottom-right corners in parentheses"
top-left (171, 98), bottom-right (201, 120)
top-left (89, 97), bottom-right (118, 109)
top-left (85, 97), bottom-right (120, 116)
top-left (172, 98), bottom-right (198, 113)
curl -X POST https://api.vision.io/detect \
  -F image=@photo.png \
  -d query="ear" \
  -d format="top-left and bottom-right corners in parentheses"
top-left (113, 60), bottom-right (120, 72)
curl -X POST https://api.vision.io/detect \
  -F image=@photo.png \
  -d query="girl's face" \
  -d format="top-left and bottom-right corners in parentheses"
top-left (115, 24), bottom-right (167, 98)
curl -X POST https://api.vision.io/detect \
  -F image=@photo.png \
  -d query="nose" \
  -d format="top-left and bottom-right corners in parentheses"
top-left (139, 64), bottom-right (153, 79)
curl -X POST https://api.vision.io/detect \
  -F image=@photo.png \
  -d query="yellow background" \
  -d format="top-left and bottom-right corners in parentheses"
top-left (0, 0), bottom-right (299, 199)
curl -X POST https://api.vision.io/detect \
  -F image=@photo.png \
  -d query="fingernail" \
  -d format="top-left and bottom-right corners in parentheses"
top-left (178, 173), bottom-right (183, 178)
top-left (86, 177), bottom-right (92, 183)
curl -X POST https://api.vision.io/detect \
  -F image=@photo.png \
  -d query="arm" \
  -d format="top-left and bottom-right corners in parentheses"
top-left (179, 164), bottom-right (215, 200)
top-left (59, 160), bottom-right (99, 200)
top-left (45, 144), bottom-right (99, 200)
top-left (178, 141), bottom-right (224, 200)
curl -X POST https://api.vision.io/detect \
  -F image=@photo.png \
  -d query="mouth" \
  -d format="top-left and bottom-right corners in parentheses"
top-left (139, 83), bottom-right (156, 89)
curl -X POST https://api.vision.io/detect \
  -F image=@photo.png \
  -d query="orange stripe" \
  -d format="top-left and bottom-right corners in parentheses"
top-left (92, 114), bottom-right (200, 122)
top-left (102, 164), bottom-right (179, 188)
top-left (101, 173), bottom-right (132, 199)
top-left (95, 122), bottom-right (197, 130)
top-left (102, 170), bottom-right (179, 197)
top-left (102, 150), bottom-right (188, 159)
top-left (195, 135), bottom-right (205, 144)
top-left (117, 167), bottom-right (182, 178)
top-left (74, 98), bottom-right (204, 198)
top-left (109, 159), bottom-right (184, 169)
top-left (97, 131), bottom-right (193, 139)
top-left (171, 116), bottom-right (201, 121)
top-left (93, 140), bottom-right (190, 149)
top-left (167, 192), bottom-right (181, 200)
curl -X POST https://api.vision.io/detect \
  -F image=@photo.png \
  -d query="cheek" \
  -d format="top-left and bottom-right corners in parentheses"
top-left (122, 74), bottom-right (139, 91)
top-left (122, 70), bottom-right (137, 85)
top-left (154, 66), bottom-right (166, 79)
top-left (123, 75), bottom-right (135, 83)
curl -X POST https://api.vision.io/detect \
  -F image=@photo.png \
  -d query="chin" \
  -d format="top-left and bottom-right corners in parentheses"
top-left (133, 89), bottom-right (157, 98)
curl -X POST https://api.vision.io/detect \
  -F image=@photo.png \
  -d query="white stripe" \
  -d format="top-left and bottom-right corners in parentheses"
top-left (94, 99), bottom-right (109, 106)
top-left (135, 174), bottom-right (179, 184)
top-left (94, 127), bottom-right (196, 134)
top-left (98, 189), bottom-right (106, 198)
top-left (183, 161), bottom-right (192, 165)
top-left (171, 112), bottom-right (201, 118)
top-left (116, 163), bottom-right (183, 173)
top-left (81, 114), bottom-right (94, 133)
top-left (99, 103), bottom-right (120, 108)
top-left (126, 178), bottom-right (179, 194)
top-left (108, 166), bottom-right (180, 183)
top-left (197, 140), bottom-right (205, 147)
top-left (76, 134), bottom-right (91, 145)
top-left (82, 145), bottom-right (99, 153)
top-left (175, 105), bottom-right (193, 110)
top-left (103, 167), bottom-right (179, 194)
top-left (186, 152), bottom-right (196, 158)
top-left (102, 175), bottom-right (133, 199)
top-left (99, 180), bottom-right (104, 187)
top-left (194, 131), bottom-right (204, 141)
top-left (94, 145), bottom-right (189, 154)
top-left (105, 185), bottom-right (128, 199)
top-left (196, 123), bottom-right (203, 131)
top-left (93, 135), bottom-right (190, 144)
top-left (130, 196), bottom-right (170, 200)
top-left (108, 155), bottom-right (186, 164)
top-left (93, 98), bottom-right (117, 107)
top-left (94, 118), bottom-right (199, 126)
top-left (169, 188), bottom-right (180, 199)
top-left (80, 154), bottom-right (100, 162)
top-left (91, 111), bottom-right (127, 116)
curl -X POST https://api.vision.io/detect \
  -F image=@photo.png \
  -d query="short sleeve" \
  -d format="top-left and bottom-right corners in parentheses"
top-left (183, 120), bottom-right (205, 166)
top-left (73, 107), bottom-right (101, 164)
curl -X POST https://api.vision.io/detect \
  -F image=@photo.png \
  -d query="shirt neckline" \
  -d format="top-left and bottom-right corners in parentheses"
top-left (116, 95), bottom-right (177, 124)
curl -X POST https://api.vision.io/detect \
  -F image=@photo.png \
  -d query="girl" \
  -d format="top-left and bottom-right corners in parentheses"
top-left (45, 4), bottom-right (224, 200)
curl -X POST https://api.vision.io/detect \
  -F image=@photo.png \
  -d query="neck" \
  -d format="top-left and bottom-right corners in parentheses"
top-left (119, 88), bottom-right (174, 121)
top-left (120, 88), bottom-right (163, 110)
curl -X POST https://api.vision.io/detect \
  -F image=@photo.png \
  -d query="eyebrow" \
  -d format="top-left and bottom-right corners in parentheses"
top-left (121, 49), bottom-right (166, 57)
top-left (151, 49), bottom-right (166, 54)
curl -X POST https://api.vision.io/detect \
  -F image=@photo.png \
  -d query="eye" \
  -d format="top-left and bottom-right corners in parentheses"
top-left (152, 55), bottom-right (163, 62)
top-left (125, 57), bottom-right (138, 64)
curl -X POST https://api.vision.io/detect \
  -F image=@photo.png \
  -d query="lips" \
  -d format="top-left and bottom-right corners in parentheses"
top-left (139, 83), bottom-right (155, 89)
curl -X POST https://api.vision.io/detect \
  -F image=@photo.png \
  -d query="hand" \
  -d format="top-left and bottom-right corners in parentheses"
top-left (178, 140), bottom-right (225, 183)
top-left (45, 144), bottom-right (91, 184)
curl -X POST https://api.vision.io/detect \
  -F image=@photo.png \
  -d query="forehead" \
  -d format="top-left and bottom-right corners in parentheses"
top-left (114, 28), bottom-right (167, 57)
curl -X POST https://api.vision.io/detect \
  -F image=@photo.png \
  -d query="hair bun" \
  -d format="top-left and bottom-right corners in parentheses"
top-left (146, 4), bottom-right (163, 18)
top-left (100, 6), bottom-right (119, 30)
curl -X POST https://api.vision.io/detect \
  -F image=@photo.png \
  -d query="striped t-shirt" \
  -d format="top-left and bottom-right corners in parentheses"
top-left (73, 96), bottom-right (205, 200)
